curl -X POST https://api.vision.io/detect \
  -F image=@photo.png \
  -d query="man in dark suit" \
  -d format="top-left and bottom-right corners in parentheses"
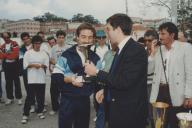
top-left (85, 13), bottom-right (148, 128)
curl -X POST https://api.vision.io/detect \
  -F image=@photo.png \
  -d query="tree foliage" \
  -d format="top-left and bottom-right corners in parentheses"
top-left (71, 13), bottom-right (100, 24)
top-left (177, 1), bottom-right (192, 31)
top-left (33, 12), bottom-right (68, 22)
top-left (149, 0), bottom-right (192, 31)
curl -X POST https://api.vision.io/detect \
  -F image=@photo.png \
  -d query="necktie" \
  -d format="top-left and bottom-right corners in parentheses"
top-left (109, 47), bottom-right (119, 74)
top-left (106, 48), bottom-right (119, 101)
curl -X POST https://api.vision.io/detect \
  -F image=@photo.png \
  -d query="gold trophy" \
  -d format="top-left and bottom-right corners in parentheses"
top-left (79, 43), bottom-right (93, 82)
top-left (177, 112), bottom-right (192, 128)
top-left (79, 43), bottom-right (90, 62)
top-left (152, 102), bottom-right (169, 128)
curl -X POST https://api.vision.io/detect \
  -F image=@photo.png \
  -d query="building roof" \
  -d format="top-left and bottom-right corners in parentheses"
top-left (132, 23), bottom-right (146, 31)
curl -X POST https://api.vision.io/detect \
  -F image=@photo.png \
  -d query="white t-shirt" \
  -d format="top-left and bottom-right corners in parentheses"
top-left (50, 44), bottom-right (69, 62)
top-left (51, 44), bottom-right (70, 74)
top-left (40, 42), bottom-right (51, 58)
top-left (23, 49), bottom-right (49, 84)
top-left (91, 44), bottom-right (109, 61)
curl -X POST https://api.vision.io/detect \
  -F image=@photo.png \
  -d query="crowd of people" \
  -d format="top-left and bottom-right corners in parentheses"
top-left (0, 13), bottom-right (192, 128)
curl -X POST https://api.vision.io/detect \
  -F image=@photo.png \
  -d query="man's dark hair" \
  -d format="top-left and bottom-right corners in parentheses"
top-left (47, 36), bottom-right (56, 41)
top-left (106, 13), bottom-right (133, 35)
top-left (144, 29), bottom-right (159, 40)
top-left (137, 37), bottom-right (145, 44)
top-left (76, 23), bottom-right (96, 37)
top-left (20, 32), bottom-right (30, 40)
top-left (37, 31), bottom-right (44, 35)
top-left (56, 30), bottom-right (66, 38)
top-left (159, 22), bottom-right (178, 40)
top-left (31, 35), bottom-right (43, 44)
top-left (2, 32), bottom-right (11, 38)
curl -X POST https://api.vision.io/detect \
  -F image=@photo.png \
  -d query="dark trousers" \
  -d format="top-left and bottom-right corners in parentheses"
top-left (96, 104), bottom-right (105, 128)
top-left (147, 84), bottom-right (155, 128)
top-left (22, 69), bottom-right (28, 91)
top-left (0, 71), bottom-right (2, 98)
top-left (50, 73), bottom-right (63, 111)
top-left (22, 70), bottom-right (35, 105)
top-left (59, 96), bottom-right (90, 128)
top-left (108, 101), bottom-right (146, 128)
top-left (23, 84), bottom-right (45, 116)
top-left (4, 61), bottom-right (22, 99)
top-left (156, 84), bottom-right (189, 128)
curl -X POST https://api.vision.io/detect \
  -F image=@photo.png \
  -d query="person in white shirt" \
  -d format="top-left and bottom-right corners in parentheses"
top-left (37, 31), bottom-right (51, 58)
top-left (19, 32), bottom-right (36, 112)
top-left (49, 30), bottom-right (70, 115)
top-left (148, 22), bottom-right (192, 128)
top-left (90, 30), bottom-right (110, 128)
top-left (47, 36), bottom-right (57, 48)
top-left (91, 30), bottom-right (110, 61)
top-left (21, 35), bottom-right (49, 124)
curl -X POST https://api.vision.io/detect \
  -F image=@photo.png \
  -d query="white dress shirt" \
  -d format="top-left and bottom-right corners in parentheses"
top-left (118, 36), bottom-right (131, 54)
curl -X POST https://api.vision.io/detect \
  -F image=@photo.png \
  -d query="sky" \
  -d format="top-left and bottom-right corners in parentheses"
top-left (0, 0), bottom-right (169, 23)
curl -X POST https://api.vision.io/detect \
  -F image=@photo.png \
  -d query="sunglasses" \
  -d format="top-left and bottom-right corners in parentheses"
top-left (144, 39), bottom-right (153, 42)
top-left (97, 36), bottom-right (106, 40)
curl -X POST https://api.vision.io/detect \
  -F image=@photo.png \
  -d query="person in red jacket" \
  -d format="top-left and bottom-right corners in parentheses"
top-left (0, 32), bottom-right (22, 105)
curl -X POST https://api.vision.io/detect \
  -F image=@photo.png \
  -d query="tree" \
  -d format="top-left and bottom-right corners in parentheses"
top-left (148, 0), bottom-right (172, 16)
top-left (177, 0), bottom-right (192, 32)
top-left (71, 13), bottom-right (100, 24)
top-left (149, 0), bottom-right (192, 32)
top-left (71, 13), bottom-right (84, 22)
top-left (33, 12), bottom-right (68, 22)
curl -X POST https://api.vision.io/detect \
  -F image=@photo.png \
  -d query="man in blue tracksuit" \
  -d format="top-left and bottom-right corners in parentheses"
top-left (55, 23), bottom-right (101, 128)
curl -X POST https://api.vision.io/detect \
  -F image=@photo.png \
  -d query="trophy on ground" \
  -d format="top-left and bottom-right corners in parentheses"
top-left (177, 112), bottom-right (192, 128)
top-left (152, 102), bottom-right (169, 128)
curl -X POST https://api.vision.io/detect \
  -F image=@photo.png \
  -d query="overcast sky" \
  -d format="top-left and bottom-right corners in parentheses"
top-left (0, 0), bottom-right (169, 23)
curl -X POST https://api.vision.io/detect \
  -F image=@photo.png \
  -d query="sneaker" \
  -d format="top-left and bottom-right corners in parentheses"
top-left (43, 108), bottom-right (47, 113)
top-left (18, 99), bottom-right (22, 105)
top-left (5, 99), bottom-right (13, 105)
top-left (49, 110), bottom-right (57, 115)
top-left (37, 113), bottom-right (45, 119)
top-left (21, 116), bottom-right (28, 124)
top-left (0, 98), bottom-right (5, 103)
top-left (93, 117), bottom-right (97, 122)
top-left (30, 105), bottom-right (35, 113)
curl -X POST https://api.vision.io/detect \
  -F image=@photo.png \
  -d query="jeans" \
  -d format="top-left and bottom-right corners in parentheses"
top-left (59, 96), bottom-right (90, 128)
top-left (96, 104), bottom-right (105, 128)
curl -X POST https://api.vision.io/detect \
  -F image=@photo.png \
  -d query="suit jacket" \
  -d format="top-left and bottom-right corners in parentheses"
top-left (97, 38), bottom-right (148, 128)
top-left (149, 41), bottom-right (192, 106)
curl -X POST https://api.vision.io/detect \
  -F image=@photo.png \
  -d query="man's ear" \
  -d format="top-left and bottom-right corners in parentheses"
top-left (117, 26), bottom-right (124, 35)
top-left (76, 36), bottom-right (79, 42)
top-left (170, 33), bottom-right (175, 40)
